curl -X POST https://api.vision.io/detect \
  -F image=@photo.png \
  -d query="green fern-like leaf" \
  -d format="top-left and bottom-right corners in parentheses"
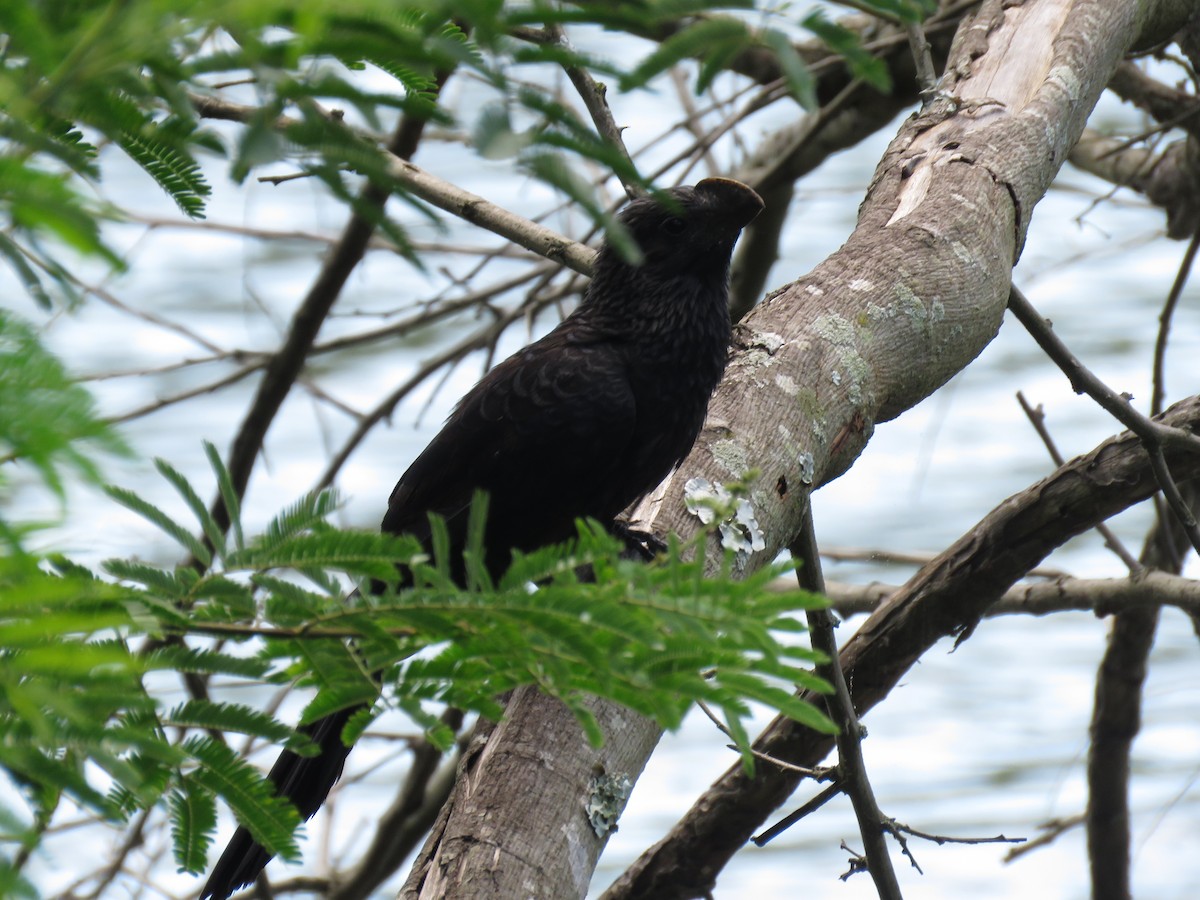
top-left (251, 489), bottom-right (342, 556)
top-left (165, 700), bottom-right (313, 754)
top-left (802, 9), bottom-right (892, 92)
top-left (103, 483), bottom-right (211, 565)
top-left (102, 557), bottom-right (194, 600)
top-left (184, 735), bottom-right (301, 861)
top-left (117, 130), bottom-right (211, 219)
top-left (146, 645), bottom-right (271, 679)
top-left (521, 151), bottom-right (640, 263)
top-left (760, 28), bottom-right (816, 110)
top-left (204, 441), bottom-right (245, 552)
top-left (169, 780), bottom-right (217, 874)
top-left (0, 312), bottom-right (129, 501)
top-left (154, 457), bottom-right (226, 562)
top-left (236, 529), bottom-right (407, 583)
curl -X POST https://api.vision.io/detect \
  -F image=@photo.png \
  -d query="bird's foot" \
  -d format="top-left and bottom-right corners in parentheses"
top-left (611, 520), bottom-right (668, 562)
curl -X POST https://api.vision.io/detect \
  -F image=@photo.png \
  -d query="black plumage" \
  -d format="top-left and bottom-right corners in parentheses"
top-left (200, 177), bottom-right (763, 899)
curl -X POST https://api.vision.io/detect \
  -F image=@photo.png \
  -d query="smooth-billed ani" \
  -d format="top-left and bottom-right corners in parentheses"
top-left (200, 177), bottom-right (763, 899)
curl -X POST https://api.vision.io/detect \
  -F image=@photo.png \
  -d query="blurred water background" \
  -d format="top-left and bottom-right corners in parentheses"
top-left (4, 28), bottom-right (1199, 900)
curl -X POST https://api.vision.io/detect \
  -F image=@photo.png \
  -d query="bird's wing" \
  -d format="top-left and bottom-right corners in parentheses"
top-left (382, 333), bottom-right (637, 548)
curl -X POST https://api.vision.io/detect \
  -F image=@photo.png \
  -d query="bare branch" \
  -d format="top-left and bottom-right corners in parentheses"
top-left (1016, 391), bottom-right (1142, 573)
top-left (904, 20), bottom-right (938, 97)
top-left (539, 24), bottom-right (643, 201)
top-left (822, 570), bottom-right (1200, 619)
top-left (793, 511), bottom-right (903, 899)
top-left (1005, 815), bottom-right (1085, 862)
top-left (1086, 477), bottom-right (1200, 899)
top-left (1007, 284), bottom-right (1200, 555)
top-left (189, 92), bottom-right (596, 276)
top-left (1152, 230), bottom-right (1200, 415)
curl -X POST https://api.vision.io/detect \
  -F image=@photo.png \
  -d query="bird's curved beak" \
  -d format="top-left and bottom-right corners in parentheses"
top-left (694, 178), bottom-right (765, 230)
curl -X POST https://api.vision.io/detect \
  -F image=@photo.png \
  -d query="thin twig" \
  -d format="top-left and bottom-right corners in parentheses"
top-left (106, 363), bottom-right (260, 425)
top-left (891, 820), bottom-right (1025, 847)
top-left (694, 699), bottom-right (829, 779)
top-left (904, 21), bottom-right (938, 98)
top-left (820, 570), bottom-right (1200, 619)
top-left (189, 92), bottom-right (596, 276)
top-left (752, 781), bottom-right (843, 846)
top-left (1152, 229), bottom-right (1200, 416)
top-left (818, 544), bottom-right (1069, 578)
top-left (732, 746), bottom-right (832, 779)
top-left (793, 508), bottom-right (903, 898)
top-left (129, 213), bottom-right (542, 259)
top-left (669, 67), bottom-right (721, 178)
top-left (169, 620), bottom-right (417, 641)
top-left (1004, 815), bottom-right (1085, 862)
top-left (79, 807), bottom-right (153, 900)
top-left (199, 72), bottom-right (453, 545)
top-left (1007, 284), bottom-right (1200, 556)
top-left (1015, 391), bottom-right (1142, 573)
top-left (315, 302), bottom-right (535, 489)
top-left (541, 23), bottom-right (643, 201)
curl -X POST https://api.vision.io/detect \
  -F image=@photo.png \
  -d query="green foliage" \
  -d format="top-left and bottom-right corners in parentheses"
top-left (1, 0), bottom-right (896, 303)
top-left (621, 17), bottom-right (753, 94)
top-left (831, 0), bottom-right (938, 25)
top-left (802, 9), bottom-right (893, 93)
top-left (0, 445), bottom-right (832, 878)
top-left (0, 312), bottom-right (130, 549)
top-left (117, 127), bottom-right (212, 218)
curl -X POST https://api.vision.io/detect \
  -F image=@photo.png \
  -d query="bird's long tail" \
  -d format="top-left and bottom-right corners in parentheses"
top-left (199, 705), bottom-right (362, 899)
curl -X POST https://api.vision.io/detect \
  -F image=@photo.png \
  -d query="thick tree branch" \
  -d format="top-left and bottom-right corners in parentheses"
top-left (1108, 60), bottom-right (1200, 143)
top-left (1070, 128), bottom-right (1200, 239)
top-left (1016, 390), bottom-right (1142, 572)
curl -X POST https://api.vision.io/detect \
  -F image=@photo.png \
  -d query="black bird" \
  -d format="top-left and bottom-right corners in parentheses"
top-left (199, 177), bottom-right (763, 899)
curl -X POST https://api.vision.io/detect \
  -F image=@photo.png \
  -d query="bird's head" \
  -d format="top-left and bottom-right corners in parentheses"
top-left (613, 177), bottom-right (764, 280)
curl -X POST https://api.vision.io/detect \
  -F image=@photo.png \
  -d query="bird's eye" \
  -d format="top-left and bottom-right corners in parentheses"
top-left (661, 216), bottom-right (687, 236)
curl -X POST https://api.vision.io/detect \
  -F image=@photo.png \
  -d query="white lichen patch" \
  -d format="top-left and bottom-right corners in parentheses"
top-left (866, 302), bottom-right (895, 323)
top-left (585, 772), bottom-right (633, 838)
top-left (683, 477), bottom-right (766, 556)
top-left (813, 312), bottom-right (870, 405)
top-left (774, 373), bottom-right (800, 396)
top-left (814, 311), bottom-right (857, 345)
top-left (757, 331), bottom-right (786, 354)
top-left (1047, 64), bottom-right (1082, 101)
top-left (949, 238), bottom-right (975, 265)
top-left (950, 192), bottom-right (977, 212)
top-left (797, 451), bottom-right (815, 485)
top-left (893, 283), bottom-right (927, 321)
top-left (849, 278), bottom-right (874, 292)
top-left (710, 438), bottom-right (749, 476)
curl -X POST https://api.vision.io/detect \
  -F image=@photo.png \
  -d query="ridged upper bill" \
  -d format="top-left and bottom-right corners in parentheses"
top-left (694, 177), bottom-right (765, 229)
